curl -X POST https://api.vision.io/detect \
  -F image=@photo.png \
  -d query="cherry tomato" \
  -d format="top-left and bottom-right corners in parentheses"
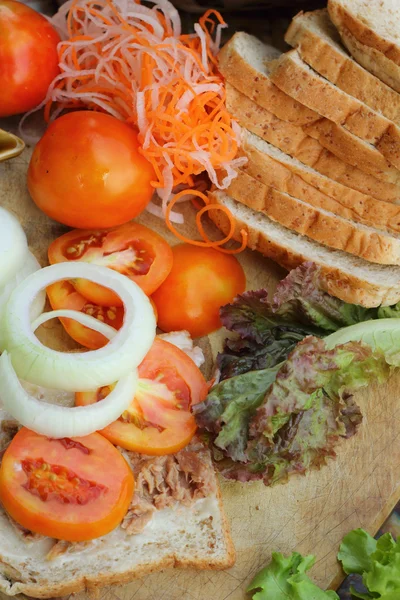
top-left (48, 223), bottom-right (173, 306)
top-left (0, 0), bottom-right (60, 117)
top-left (76, 338), bottom-right (208, 455)
top-left (28, 112), bottom-right (155, 229)
top-left (47, 280), bottom-right (124, 350)
top-left (0, 429), bottom-right (134, 541)
top-left (152, 245), bottom-right (246, 338)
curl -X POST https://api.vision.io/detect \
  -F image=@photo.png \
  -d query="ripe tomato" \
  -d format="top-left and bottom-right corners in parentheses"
top-left (27, 112), bottom-right (155, 229)
top-left (0, 429), bottom-right (134, 541)
top-left (48, 223), bottom-right (173, 306)
top-left (152, 245), bottom-right (246, 338)
top-left (76, 338), bottom-right (208, 455)
top-left (47, 280), bottom-right (124, 350)
top-left (0, 0), bottom-right (60, 117)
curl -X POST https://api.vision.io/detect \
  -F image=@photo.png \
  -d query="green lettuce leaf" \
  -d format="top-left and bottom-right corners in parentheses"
top-left (338, 528), bottom-right (378, 575)
top-left (247, 552), bottom-right (339, 600)
top-left (338, 530), bottom-right (400, 599)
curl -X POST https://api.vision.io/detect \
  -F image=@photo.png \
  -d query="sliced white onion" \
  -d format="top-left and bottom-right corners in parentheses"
top-left (3, 262), bottom-right (156, 391)
top-left (0, 251), bottom-right (45, 351)
top-left (0, 351), bottom-right (138, 438)
top-left (32, 309), bottom-right (117, 341)
top-left (0, 208), bottom-right (28, 288)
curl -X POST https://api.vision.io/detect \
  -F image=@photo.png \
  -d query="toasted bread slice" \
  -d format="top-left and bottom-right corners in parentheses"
top-left (225, 79), bottom-right (400, 202)
top-left (285, 9), bottom-right (400, 125)
top-left (209, 191), bottom-right (400, 307)
top-left (0, 406), bottom-right (234, 599)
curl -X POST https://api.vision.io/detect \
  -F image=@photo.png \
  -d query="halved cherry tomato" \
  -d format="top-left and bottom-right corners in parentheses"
top-left (152, 244), bottom-right (246, 338)
top-left (28, 112), bottom-right (155, 229)
top-left (48, 223), bottom-right (173, 306)
top-left (47, 280), bottom-right (124, 350)
top-left (0, 429), bottom-right (134, 542)
top-left (76, 338), bottom-right (208, 455)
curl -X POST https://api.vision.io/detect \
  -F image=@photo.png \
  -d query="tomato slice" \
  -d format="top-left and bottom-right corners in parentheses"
top-left (47, 280), bottom-right (124, 350)
top-left (48, 223), bottom-right (174, 306)
top-left (76, 338), bottom-right (208, 455)
top-left (0, 429), bottom-right (134, 542)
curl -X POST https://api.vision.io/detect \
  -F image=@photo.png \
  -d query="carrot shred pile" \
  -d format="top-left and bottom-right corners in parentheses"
top-left (35, 0), bottom-right (248, 252)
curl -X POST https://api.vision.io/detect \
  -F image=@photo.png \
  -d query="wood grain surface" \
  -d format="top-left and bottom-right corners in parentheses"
top-left (0, 136), bottom-right (399, 600)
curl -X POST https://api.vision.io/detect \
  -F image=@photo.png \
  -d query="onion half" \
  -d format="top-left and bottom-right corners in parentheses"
top-left (0, 352), bottom-right (138, 438)
top-left (3, 262), bottom-right (156, 391)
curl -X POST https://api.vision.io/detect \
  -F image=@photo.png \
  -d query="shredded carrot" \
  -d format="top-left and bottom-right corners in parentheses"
top-left (35, 0), bottom-right (248, 251)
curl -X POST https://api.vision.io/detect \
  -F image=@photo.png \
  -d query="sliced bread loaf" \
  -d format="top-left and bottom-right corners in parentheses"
top-left (226, 84), bottom-right (400, 202)
top-left (285, 9), bottom-right (400, 126)
top-left (209, 191), bottom-right (400, 307)
top-left (328, 0), bottom-right (400, 66)
top-left (303, 118), bottom-right (400, 184)
top-left (267, 50), bottom-right (400, 171)
top-left (234, 134), bottom-right (400, 233)
top-left (226, 173), bottom-right (400, 265)
top-left (218, 31), bottom-right (319, 125)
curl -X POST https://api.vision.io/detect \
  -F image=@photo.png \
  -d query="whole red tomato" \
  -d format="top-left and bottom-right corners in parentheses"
top-left (152, 244), bottom-right (246, 338)
top-left (28, 112), bottom-right (155, 229)
top-left (0, 0), bottom-right (60, 117)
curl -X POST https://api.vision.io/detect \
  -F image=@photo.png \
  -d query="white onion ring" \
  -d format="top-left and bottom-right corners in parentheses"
top-left (0, 208), bottom-right (28, 288)
top-left (32, 309), bottom-right (117, 341)
top-left (0, 351), bottom-right (138, 438)
top-left (3, 262), bottom-right (156, 391)
top-left (0, 251), bottom-right (45, 352)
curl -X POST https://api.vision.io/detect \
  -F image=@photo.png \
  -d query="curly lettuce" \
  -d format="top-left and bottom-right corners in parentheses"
top-left (194, 337), bottom-right (389, 485)
top-left (338, 529), bottom-right (400, 599)
top-left (247, 552), bottom-right (339, 600)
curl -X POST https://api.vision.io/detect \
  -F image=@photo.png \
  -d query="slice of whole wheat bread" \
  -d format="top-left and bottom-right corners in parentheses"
top-left (232, 134), bottom-right (400, 234)
top-left (226, 84), bottom-right (400, 202)
top-left (329, 8), bottom-right (400, 92)
top-left (209, 191), bottom-right (400, 307)
top-left (328, 0), bottom-right (400, 66)
top-left (285, 9), bottom-right (400, 125)
top-left (218, 31), bottom-right (319, 125)
top-left (226, 172), bottom-right (400, 265)
top-left (267, 50), bottom-right (400, 172)
top-left (303, 118), bottom-right (400, 184)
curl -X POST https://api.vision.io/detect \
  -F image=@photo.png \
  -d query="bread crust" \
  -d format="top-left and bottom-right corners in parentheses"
top-left (328, 0), bottom-right (400, 67)
top-left (226, 84), bottom-right (400, 202)
top-left (218, 33), bottom-right (318, 125)
top-left (304, 119), bottom-right (400, 184)
top-left (227, 173), bottom-right (400, 265)
top-left (285, 9), bottom-right (400, 125)
top-left (233, 156), bottom-right (400, 234)
top-left (209, 193), bottom-right (400, 307)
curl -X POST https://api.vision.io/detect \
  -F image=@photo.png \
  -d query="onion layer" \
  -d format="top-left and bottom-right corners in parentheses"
top-left (0, 251), bottom-right (45, 351)
top-left (0, 208), bottom-right (28, 288)
top-left (0, 351), bottom-right (138, 438)
top-left (3, 262), bottom-right (156, 391)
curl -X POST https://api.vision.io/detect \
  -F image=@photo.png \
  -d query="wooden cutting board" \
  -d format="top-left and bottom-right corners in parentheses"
top-left (1, 137), bottom-right (400, 600)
